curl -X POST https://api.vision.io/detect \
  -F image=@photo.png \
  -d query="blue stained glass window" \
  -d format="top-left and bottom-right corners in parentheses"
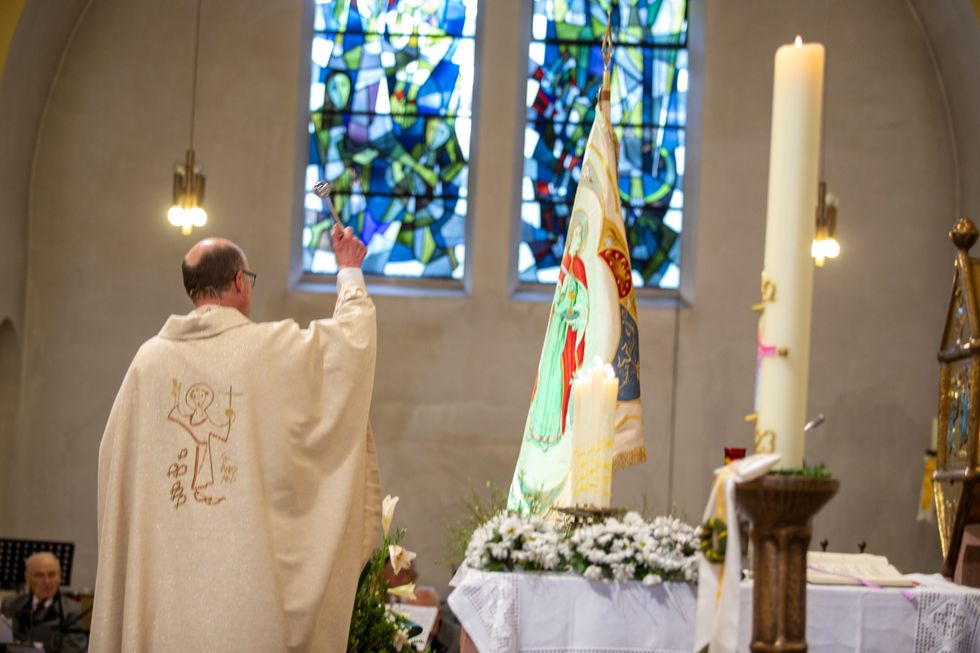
top-left (303, 0), bottom-right (479, 280)
top-left (519, 0), bottom-right (688, 289)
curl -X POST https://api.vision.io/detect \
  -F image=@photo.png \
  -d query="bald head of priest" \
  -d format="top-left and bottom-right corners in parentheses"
top-left (92, 223), bottom-right (380, 652)
top-left (181, 237), bottom-right (255, 317)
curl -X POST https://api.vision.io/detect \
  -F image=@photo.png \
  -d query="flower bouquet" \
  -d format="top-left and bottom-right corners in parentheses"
top-left (347, 495), bottom-right (429, 653)
top-left (463, 510), bottom-right (700, 585)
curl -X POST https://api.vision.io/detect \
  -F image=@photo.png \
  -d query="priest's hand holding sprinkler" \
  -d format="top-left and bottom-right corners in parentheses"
top-left (313, 180), bottom-right (342, 228)
top-left (315, 180), bottom-right (367, 269)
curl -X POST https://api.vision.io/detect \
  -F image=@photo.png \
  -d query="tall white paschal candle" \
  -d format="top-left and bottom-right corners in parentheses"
top-left (756, 37), bottom-right (824, 469)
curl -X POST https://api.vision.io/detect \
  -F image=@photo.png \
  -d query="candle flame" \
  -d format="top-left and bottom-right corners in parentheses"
top-left (794, 35), bottom-right (803, 46)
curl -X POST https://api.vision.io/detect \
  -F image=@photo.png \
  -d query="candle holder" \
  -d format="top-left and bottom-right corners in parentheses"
top-left (735, 474), bottom-right (839, 653)
top-left (555, 505), bottom-right (626, 530)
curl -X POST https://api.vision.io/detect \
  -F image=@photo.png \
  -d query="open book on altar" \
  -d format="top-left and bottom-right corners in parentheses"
top-left (806, 551), bottom-right (916, 587)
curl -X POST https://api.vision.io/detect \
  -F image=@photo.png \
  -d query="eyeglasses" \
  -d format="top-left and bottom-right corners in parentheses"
top-left (240, 270), bottom-right (257, 288)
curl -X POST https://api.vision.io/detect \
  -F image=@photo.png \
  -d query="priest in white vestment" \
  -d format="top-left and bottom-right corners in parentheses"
top-left (91, 227), bottom-right (379, 653)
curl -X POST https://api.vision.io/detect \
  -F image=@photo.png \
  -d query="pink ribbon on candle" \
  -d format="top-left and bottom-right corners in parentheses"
top-left (758, 341), bottom-right (779, 359)
top-left (757, 330), bottom-right (781, 363)
top-left (753, 326), bottom-right (782, 414)
top-left (805, 564), bottom-right (917, 603)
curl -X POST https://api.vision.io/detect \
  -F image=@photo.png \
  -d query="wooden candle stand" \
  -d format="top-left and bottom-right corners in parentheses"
top-left (735, 475), bottom-right (839, 653)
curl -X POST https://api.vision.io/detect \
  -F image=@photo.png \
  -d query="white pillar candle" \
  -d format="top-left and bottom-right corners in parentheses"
top-left (755, 37), bottom-right (824, 469)
top-left (571, 359), bottom-right (617, 507)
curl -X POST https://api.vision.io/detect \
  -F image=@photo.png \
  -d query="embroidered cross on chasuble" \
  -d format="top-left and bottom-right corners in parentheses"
top-left (508, 98), bottom-right (646, 515)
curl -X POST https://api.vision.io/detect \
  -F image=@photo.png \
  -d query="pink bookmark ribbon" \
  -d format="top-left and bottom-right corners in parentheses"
top-left (806, 564), bottom-right (917, 603)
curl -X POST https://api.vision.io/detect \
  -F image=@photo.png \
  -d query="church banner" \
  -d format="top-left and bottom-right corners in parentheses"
top-left (508, 99), bottom-right (645, 514)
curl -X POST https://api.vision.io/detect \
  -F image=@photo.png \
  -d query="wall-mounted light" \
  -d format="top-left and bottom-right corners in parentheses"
top-left (811, 181), bottom-right (839, 267)
top-left (167, 0), bottom-right (207, 236)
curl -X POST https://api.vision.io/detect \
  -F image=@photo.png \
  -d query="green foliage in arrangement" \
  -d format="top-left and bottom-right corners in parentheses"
top-left (347, 494), bottom-right (431, 653)
top-left (444, 481), bottom-right (511, 569)
top-left (768, 465), bottom-right (832, 478)
top-left (347, 527), bottom-right (425, 653)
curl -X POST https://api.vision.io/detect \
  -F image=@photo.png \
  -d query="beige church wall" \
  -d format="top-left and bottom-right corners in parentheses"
top-left (3, 0), bottom-right (970, 595)
top-left (0, 2), bottom-right (30, 331)
top-left (0, 319), bottom-right (21, 516)
top-left (908, 0), bottom-right (980, 224)
top-left (0, 0), bottom-right (90, 525)
top-left (0, 0), bottom-right (89, 355)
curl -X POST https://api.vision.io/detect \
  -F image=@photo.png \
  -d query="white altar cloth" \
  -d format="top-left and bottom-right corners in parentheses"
top-left (447, 569), bottom-right (980, 653)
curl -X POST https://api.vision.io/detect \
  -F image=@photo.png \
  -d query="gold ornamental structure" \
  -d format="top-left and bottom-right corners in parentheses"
top-left (934, 217), bottom-right (980, 580)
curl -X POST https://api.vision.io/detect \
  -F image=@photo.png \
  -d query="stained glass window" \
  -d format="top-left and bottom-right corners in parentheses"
top-left (303, 0), bottom-right (478, 279)
top-left (519, 0), bottom-right (688, 289)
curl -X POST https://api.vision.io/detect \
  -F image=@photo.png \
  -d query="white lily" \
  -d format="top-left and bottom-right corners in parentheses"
top-left (382, 495), bottom-right (399, 537)
top-left (393, 628), bottom-right (410, 652)
top-left (388, 544), bottom-right (417, 575)
top-left (387, 582), bottom-right (416, 601)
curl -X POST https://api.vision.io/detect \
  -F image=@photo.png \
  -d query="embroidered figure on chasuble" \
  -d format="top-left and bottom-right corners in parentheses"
top-left (508, 101), bottom-right (646, 515)
top-left (167, 380), bottom-right (239, 503)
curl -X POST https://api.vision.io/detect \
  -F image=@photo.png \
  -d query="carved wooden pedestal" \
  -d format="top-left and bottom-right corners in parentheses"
top-left (735, 475), bottom-right (839, 653)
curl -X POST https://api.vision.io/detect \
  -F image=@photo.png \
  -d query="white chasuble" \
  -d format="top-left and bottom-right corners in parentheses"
top-left (91, 269), bottom-right (380, 653)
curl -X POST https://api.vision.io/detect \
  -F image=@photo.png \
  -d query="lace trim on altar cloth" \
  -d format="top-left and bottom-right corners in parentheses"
top-left (524, 649), bottom-right (687, 653)
top-left (460, 572), bottom-right (519, 653)
top-left (914, 589), bottom-right (980, 653)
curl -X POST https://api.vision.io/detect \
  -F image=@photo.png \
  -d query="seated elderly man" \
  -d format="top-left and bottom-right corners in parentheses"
top-left (0, 552), bottom-right (88, 653)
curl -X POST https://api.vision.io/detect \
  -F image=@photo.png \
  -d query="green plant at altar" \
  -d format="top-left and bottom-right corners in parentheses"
top-left (444, 481), bottom-right (510, 569)
top-left (347, 495), bottom-right (430, 653)
top-left (768, 464), bottom-right (832, 478)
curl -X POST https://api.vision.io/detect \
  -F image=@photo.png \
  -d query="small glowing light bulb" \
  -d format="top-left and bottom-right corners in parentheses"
top-left (167, 206), bottom-right (184, 227)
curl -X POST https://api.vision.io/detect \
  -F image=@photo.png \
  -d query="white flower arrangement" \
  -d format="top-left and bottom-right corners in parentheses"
top-left (464, 511), bottom-right (700, 584)
top-left (464, 512), bottom-right (563, 572)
